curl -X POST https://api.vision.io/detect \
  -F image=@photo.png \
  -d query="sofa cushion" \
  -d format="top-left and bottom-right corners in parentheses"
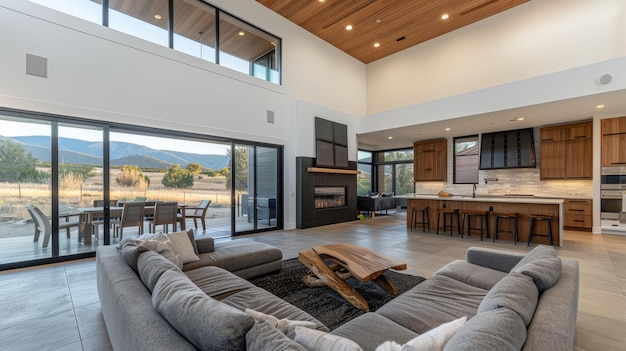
top-left (185, 265), bottom-right (255, 299)
top-left (392, 316), bottom-right (466, 351)
top-left (295, 327), bottom-right (363, 351)
top-left (510, 245), bottom-right (561, 292)
top-left (246, 321), bottom-right (308, 351)
top-left (376, 275), bottom-right (488, 334)
top-left (137, 250), bottom-right (181, 292)
top-left (443, 308), bottom-right (527, 351)
top-left (152, 269), bottom-right (255, 351)
top-left (119, 244), bottom-right (148, 271)
top-left (220, 286), bottom-right (328, 339)
top-left (196, 236), bottom-right (215, 253)
top-left (434, 260), bottom-right (508, 290)
top-left (183, 239), bottom-right (282, 273)
top-left (477, 272), bottom-right (538, 326)
top-left (332, 313), bottom-right (418, 351)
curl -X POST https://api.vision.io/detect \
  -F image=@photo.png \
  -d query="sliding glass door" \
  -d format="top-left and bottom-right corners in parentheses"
top-left (233, 144), bottom-right (280, 235)
top-left (0, 115), bottom-right (107, 268)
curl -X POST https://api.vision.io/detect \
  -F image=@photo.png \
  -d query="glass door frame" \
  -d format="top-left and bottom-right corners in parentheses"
top-left (231, 142), bottom-right (283, 236)
top-left (0, 108), bottom-right (110, 270)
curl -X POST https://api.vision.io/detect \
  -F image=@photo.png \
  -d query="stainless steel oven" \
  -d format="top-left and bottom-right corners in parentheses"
top-left (601, 167), bottom-right (626, 219)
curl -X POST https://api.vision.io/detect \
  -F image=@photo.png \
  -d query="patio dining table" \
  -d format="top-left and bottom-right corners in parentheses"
top-left (78, 204), bottom-right (186, 244)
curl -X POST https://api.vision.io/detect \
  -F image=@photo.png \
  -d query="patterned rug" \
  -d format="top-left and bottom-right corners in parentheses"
top-left (249, 258), bottom-right (426, 330)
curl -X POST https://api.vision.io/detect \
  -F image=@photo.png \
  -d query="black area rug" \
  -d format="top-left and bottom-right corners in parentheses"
top-left (249, 258), bottom-right (426, 330)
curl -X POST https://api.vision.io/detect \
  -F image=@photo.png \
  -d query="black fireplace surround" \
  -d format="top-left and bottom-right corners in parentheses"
top-left (296, 157), bottom-right (357, 229)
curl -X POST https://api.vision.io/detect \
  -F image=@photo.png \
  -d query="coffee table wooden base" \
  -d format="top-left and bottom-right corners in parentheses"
top-left (298, 244), bottom-right (407, 312)
top-left (299, 249), bottom-right (370, 311)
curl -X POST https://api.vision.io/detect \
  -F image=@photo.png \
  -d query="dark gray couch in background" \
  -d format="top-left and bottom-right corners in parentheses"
top-left (357, 193), bottom-right (396, 217)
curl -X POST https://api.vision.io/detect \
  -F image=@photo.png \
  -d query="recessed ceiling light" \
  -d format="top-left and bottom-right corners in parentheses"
top-left (596, 104), bottom-right (605, 109)
top-left (373, 42), bottom-right (380, 48)
top-left (510, 117), bottom-right (525, 121)
top-left (445, 128), bottom-right (451, 131)
top-left (238, 31), bottom-right (245, 36)
top-left (318, 0), bottom-right (325, 2)
top-left (441, 14), bottom-right (449, 20)
top-left (154, 14), bottom-right (162, 20)
top-left (346, 25), bottom-right (353, 31)
top-left (388, 136), bottom-right (393, 140)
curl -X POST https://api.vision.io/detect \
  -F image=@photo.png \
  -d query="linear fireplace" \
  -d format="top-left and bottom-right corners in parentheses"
top-left (315, 187), bottom-right (346, 209)
top-left (296, 157), bottom-right (357, 229)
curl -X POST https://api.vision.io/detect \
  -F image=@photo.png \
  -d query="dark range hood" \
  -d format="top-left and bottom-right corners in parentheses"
top-left (480, 128), bottom-right (536, 170)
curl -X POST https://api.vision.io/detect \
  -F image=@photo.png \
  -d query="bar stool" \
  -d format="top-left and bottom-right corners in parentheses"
top-left (411, 206), bottom-right (430, 232)
top-left (460, 210), bottom-right (489, 241)
top-left (528, 213), bottom-right (554, 246)
top-left (436, 207), bottom-right (461, 236)
top-left (493, 212), bottom-right (519, 244)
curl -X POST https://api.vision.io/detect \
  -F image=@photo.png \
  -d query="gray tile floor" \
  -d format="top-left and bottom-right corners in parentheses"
top-left (1, 213), bottom-right (625, 350)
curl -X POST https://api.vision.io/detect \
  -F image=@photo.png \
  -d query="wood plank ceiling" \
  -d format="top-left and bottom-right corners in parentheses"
top-left (257, 0), bottom-right (529, 63)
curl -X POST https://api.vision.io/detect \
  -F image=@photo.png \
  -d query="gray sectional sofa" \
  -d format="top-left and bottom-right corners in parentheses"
top-left (97, 233), bottom-right (579, 351)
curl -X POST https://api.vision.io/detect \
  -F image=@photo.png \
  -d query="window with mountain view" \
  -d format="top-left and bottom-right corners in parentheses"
top-left (0, 112), bottom-right (281, 269)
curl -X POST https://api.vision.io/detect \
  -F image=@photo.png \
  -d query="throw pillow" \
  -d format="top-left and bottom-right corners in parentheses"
top-left (294, 327), bottom-right (364, 351)
top-left (443, 308), bottom-right (527, 351)
top-left (160, 230), bottom-right (200, 264)
top-left (374, 317), bottom-right (467, 351)
top-left (152, 269), bottom-right (255, 351)
top-left (510, 244), bottom-right (561, 292)
top-left (125, 233), bottom-right (183, 269)
top-left (477, 272), bottom-right (538, 326)
top-left (246, 321), bottom-right (308, 351)
top-left (245, 309), bottom-right (318, 335)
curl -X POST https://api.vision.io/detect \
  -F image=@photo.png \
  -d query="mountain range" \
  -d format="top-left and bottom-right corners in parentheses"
top-left (1, 135), bottom-right (230, 170)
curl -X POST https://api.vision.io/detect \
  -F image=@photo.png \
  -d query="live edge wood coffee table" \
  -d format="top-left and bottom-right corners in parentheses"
top-left (298, 243), bottom-right (407, 312)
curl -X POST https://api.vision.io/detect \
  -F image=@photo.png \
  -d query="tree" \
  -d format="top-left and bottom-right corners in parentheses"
top-left (161, 164), bottom-right (194, 188)
top-left (225, 147), bottom-right (248, 191)
top-left (186, 163), bottom-right (202, 176)
top-left (116, 165), bottom-right (150, 191)
top-left (0, 141), bottom-right (47, 183)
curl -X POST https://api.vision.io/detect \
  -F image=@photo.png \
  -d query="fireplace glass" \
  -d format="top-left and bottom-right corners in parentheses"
top-left (314, 187), bottom-right (346, 209)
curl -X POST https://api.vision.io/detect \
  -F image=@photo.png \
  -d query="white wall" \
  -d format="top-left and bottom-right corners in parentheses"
top-left (366, 0), bottom-right (626, 115)
top-left (0, 0), bottom-right (365, 230)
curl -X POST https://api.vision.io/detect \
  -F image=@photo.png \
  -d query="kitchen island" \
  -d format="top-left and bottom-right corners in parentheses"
top-left (404, 195), bottom-right (564, 246)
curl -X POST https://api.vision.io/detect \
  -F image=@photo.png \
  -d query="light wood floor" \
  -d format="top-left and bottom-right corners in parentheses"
top-left (1, 213), bottom-right (624, 351)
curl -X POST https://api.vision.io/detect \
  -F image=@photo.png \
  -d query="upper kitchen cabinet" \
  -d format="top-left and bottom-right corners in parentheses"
top-left (602, 116), bottom-right (626, 167)
top-left (414, 139), bottom-right (447, 181)
top-left (540, 121), bottom-right (592, 179)
top-left (480, 128), bottom-right (536, 170)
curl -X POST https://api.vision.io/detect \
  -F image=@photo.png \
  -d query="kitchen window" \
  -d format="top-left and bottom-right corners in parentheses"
top-left (454, 135), bottom-right (479, 184)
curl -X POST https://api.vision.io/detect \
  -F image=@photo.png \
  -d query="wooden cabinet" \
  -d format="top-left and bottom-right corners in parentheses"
top-left (602, 117), bottom-right (626, 166)
top-left (540, 121), bottom-right (592, 179)
top-left (563, 199), bottom-right (592, 231)
top-left (414, 139), bottom-right (447, 181)
top-left (540, 140), bottom-right (566, 179)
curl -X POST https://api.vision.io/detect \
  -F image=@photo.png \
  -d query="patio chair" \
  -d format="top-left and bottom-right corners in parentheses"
top-left (179, 200), bottom-right (211, 231)
top-left (26, 205), bottom-right (80, 248)
top-left (146, 202), bottom-right (178, 233)
top-left (113, 202), bottom-right (145, 239)
top-left (92, 199), bottom-right (118, 239)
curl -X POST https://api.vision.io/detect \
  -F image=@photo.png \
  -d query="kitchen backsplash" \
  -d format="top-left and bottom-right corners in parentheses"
top-left (414, 168), bottom-right (593, 198)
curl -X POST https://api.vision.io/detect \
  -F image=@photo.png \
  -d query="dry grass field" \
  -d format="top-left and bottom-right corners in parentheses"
top-left (0, 168), bottom-right (239, 228)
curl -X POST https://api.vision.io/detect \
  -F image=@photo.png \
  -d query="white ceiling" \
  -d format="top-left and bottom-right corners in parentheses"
top-left (357, 89), bottom-right (626, 150)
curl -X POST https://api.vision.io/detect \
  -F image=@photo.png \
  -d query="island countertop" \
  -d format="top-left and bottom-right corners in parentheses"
top-left (404, 196), bottom-right (563, 246)
top-left (397, 194), bottom-right (564, 205)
